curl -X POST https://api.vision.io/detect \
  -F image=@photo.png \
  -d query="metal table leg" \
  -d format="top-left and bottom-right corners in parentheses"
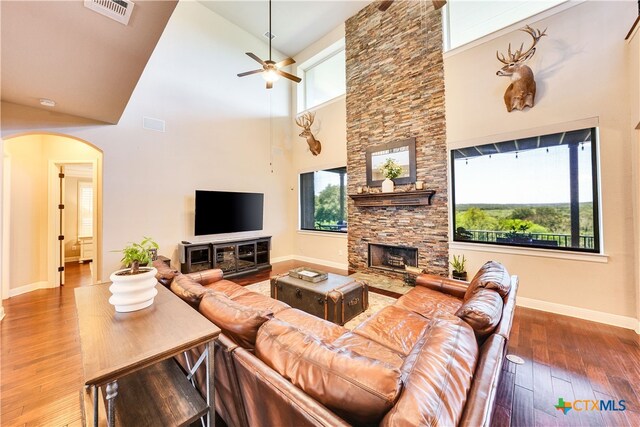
top-left (206, 340), bottom-right (216, 427)
top-left (105, 380), bottom-right (118, 427)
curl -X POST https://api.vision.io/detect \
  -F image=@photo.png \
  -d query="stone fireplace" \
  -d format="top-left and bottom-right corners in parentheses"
top-left (346, 1), bottom-right (448, 277)
top-left (368, 244), bottom-right (418, 273)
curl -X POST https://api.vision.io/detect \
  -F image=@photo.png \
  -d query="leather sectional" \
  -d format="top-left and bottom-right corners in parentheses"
top-left (154, 260), bottom-right (518, 426)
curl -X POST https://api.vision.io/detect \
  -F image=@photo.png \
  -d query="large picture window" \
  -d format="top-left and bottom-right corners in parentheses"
top-left (451, 128), bottom-right (600, 253)
top-left (300, 167), bottom-right (347, 233)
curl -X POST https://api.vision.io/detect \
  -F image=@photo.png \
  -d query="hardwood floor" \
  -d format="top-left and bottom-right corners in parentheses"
top-left (493, 306), bottom-right (640, 426)
top-left (1, 260), bottom-right (639, 426)
top-left (1, 262), bottom-right (91, 427)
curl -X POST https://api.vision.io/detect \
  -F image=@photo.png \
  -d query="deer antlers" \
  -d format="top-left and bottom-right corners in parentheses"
top-left (496, 25), bottom-right (547, 65)
top-left (295, 111), bottom-right (315, 129)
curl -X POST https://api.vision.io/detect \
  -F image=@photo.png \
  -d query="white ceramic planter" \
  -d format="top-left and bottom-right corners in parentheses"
top-left (109, 267), bottom-right (158, 313)
top-left (382, 178), bottom-right (394, 193)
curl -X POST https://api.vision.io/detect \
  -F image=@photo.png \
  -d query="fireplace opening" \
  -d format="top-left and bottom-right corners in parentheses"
top-left (368, 243), bottom-right (418, 273)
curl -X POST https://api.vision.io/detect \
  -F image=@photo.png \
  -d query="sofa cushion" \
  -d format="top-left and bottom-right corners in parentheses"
top-left (456, 289), bottom-right (504, 338)
top-left (395, 286), bottom-right (463, 320)
top-left (152, 259), bottom-right (180, 287)
top-left (170, 274), bottom-right (209, 308)
top-left (352, 305), bottom-right (430, 356)
top-left (465, 261), bottom-right (511, 300)
top-left (256, 318), bottom-right (403, 425)
top-left (233, 291), bottom-right (290, 315)
top-left (381, 315), bottom-right (479, 427)
top-left (199, 292), bottom-right (273, 349)
top-left (274, 308), bottom-right (347, 343)
top-left (332, 332), bottom-right (405, 370)
top-left (205, 279), bottom-right (251, 299)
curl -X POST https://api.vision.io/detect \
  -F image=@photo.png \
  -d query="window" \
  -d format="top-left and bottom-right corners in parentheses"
top-left (444, 0), bottom-right (566, 51)
top-left (300, 167), bottom-right (347, 233)
top-left (299, 48), bottom-right (346, 111)
top-left (78, 181), bottom-right (93, 238)
top-left (451, 128), bottom-right (600, 253)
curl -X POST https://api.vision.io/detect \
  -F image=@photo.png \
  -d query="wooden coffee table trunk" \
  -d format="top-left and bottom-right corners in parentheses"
top-left (271, 273), bottom-right (369, 325)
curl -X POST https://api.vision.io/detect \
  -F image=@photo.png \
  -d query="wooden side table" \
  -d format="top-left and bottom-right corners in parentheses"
top-left (75, 283), bottom-right (220, 426)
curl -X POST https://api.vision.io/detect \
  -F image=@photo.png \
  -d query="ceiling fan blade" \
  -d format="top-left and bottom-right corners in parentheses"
top-left (237, 69), bottom-right (264, 77)
top-left (245, 52), bottom-right (266, 65)
top-left (276, 69), bottom-right (302, 83)
top-left (378, 1), bottom-right (394, 12)
top-left (266, 80), bottom-right (273, 89)
top-left (275, 57), bottom-right (295, 68)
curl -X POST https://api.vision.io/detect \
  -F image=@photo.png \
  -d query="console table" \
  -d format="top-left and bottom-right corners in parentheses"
top-left (75, 283), bottom-right (221, 427)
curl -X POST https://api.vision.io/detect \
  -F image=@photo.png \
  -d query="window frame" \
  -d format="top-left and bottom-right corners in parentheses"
top-left (297, 40), bottom-right (346, 113)
top-left (450, 127), bottom-right (601, 254)
top-left (298, 166), bottom-right (348, 234)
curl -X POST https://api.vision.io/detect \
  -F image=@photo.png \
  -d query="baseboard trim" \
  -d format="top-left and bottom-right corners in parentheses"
top-left (65, 256), bottom-right (80, 263)
top-left (517, 296), bottom-right (639, 333)
top-left (270, 255), bottom-right (348, 271)
top-left (8, 281), bottom-right (55, 298)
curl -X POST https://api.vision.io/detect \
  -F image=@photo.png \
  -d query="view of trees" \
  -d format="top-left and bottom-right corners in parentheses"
top-left (315, 184), bottom-right (346, 225)
top-left (455, 203), bottom-right (595, 237)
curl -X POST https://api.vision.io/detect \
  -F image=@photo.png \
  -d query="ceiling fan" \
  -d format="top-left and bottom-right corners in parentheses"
top-left (237, 0), bottom-right (301, 89)
top-left (378, 0), bottom-right (447, 12)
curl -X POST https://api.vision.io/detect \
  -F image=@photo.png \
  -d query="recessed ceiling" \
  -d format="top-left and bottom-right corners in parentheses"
top-left (1, 0), bottom-right (177, 124)
top-left (199, 1), bottom-right (373, 58)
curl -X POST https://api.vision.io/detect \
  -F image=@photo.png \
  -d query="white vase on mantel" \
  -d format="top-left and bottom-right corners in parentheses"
top-left (382, 178), bottom-right (394, 193)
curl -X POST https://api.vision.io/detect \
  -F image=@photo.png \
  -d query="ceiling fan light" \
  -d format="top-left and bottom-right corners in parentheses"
top-left (262, 69), bottom-right (280, 83)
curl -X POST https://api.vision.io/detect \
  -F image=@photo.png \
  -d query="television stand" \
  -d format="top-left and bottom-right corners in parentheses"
top-left (180, 236), bottom-right (271, 278)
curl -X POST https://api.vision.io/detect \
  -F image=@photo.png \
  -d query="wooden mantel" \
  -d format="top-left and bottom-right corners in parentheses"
top-left (349, 190), bottom-right (435, 207)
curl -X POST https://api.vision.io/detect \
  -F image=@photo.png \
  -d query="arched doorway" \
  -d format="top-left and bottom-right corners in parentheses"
top-left (2, 132), bottom-right (103, 298)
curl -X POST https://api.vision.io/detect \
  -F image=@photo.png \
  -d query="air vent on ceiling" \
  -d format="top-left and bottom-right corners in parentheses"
top-left (84, 0), bottom-right (135, 25)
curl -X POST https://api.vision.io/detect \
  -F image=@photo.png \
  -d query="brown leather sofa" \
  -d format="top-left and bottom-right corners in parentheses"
top-left (156, 260), bottom-right (518, 426)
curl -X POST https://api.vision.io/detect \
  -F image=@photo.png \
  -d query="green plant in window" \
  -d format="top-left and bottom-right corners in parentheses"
top-left (379, 158), bottom-right (403, 180)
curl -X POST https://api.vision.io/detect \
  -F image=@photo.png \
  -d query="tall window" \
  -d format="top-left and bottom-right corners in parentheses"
top-left (300, 167), bottom-right (347, 233)
top-left (78, 181), bottom-right (93, 237)
top-left (451, 128), bottom-right (600, 253)
top-left (300, 48), bottom-right (346, 111)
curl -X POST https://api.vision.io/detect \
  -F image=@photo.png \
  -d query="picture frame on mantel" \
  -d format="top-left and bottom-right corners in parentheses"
top-left (365, 137), bottom-right (417, 187)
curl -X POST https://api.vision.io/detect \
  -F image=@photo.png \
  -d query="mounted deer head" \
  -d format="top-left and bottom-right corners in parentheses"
top-left (295, 112), bottom-right (322, 156)
top-left (496, 25), bottom-right (547, 112)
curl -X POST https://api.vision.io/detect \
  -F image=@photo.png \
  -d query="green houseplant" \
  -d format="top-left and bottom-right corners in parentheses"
top-left (109, 237), bottom-right (160, 313)
top-left (118, 236), bottom-right (159, 275)
top-left (379, 158), bottom-right (403, 193)
top-left (450, 254), bottom-right (467, 281)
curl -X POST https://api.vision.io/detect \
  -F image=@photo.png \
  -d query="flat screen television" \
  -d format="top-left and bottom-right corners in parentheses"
top-left (195, 190), bottom-right (264, 235)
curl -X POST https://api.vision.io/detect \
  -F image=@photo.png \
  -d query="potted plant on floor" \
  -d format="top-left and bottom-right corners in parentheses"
top-left (379, 158), bottom-right (403, 193)
top-left (109, 237), bottom-right (160, 313)
top-left (450, 254), bottom-right (467, 281)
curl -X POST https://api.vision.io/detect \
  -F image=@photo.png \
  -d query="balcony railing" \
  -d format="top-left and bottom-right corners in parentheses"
top-left (459, 229), bottom-right (595, 250)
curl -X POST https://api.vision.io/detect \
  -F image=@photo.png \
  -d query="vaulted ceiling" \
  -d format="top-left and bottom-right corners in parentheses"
top-left (1, 0), bottom-right (178, 124)
top-left (1, 0), bottom-right (372, 126)
top-left (199, 1), bottom-right (372, 57)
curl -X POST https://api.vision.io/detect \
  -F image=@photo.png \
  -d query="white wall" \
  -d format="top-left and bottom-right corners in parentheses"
top-left (289, 24), bottom-right (348, 269)
top-left (629, 22), bottom-right (640, 331)
top-left (3, 136), bottom-right (47, 289)
top-left (445, 1), bottom-right (637, 323)
top-left (1, 1), bottom-right (294, 279)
